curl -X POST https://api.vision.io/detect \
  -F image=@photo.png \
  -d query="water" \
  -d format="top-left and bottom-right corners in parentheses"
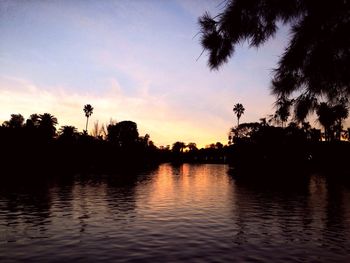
top-left (1, 164), bottom-right (349, 262)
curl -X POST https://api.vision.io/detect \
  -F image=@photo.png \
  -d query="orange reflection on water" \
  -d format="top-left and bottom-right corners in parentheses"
top-left (136, 164), bottom-right (234, 217)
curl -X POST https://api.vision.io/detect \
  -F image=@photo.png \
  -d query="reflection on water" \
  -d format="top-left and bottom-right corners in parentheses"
top-left (0, 164), bottom-right (349, 262)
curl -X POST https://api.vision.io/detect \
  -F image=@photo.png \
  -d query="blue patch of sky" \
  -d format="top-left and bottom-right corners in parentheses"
top-left (1, 0), bottom-right (288, 108)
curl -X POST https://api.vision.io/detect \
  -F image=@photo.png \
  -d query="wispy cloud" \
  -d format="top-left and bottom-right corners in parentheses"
top-left (0, 75), bottom-right (234, 147)
top-left (2, 1), bottom-right (330, 147)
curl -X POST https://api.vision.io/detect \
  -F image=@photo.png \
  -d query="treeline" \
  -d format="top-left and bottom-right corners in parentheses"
top-left (0, 113), bottom-right (227, 175)
top-left (2, 111), bottom-right (349, 177)
top-left (159, 141), bottom-right (227, 164)
top-left (227, 119), bottom-right (350, 176)
top-left (229, 97), bottom-right (350, 176)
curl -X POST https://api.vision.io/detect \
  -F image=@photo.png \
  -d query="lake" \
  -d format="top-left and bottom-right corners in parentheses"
top-left (1, 164), bottom-right (349, 262)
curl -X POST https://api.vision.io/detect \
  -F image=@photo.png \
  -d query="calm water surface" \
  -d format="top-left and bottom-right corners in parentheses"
top-left (1, 164), bottom-right (349, 262)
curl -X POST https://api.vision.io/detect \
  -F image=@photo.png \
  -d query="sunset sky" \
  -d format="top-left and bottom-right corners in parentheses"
top-left (1, 0), bottom-right (293, 147)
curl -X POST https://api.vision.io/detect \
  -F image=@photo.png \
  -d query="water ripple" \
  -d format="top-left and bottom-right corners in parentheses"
top-left (0, 164), bottom-right (349, 262)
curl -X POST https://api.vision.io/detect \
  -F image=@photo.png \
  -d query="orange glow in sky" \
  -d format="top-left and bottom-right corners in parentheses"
top-left (2, 1), bottom-right (347, 147)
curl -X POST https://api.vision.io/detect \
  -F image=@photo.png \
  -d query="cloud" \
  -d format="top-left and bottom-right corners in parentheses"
top-left (0, 75), bottom-right (235, 147)
top-left (3, 0), bottom-right (341, 148)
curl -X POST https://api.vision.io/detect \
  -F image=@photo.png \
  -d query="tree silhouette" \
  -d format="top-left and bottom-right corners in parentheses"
top-left (316, 103), bottom-right (336, 141)
top-left (172, 141), bottom-right (186, 153)
top-left (58, 125), bottom-right (78, 139)
top-left (199, 0), bottom-right (350, 115)
top-left (26, 113), bottom-right (40, 128)
top-left (293, 93), bottom-right (318, 122)
top-left (233, 103), bottom-right (245, 126)
top-left (83, 104), bottom-right (94, 133)
top-left (333, 99), bottom-right (349, 140)
top-left (316, 100), bottom-right (349, 141)
top-left (3, 114), bottom-right (24, 128)
top-left (274, 97), bottom-right (293, 127)
top-left (107, 121), bottom-right (139, 148)
top-left (3, 114), bottom-right (25, 128)
top-left (215, 142), bottom-right (223, 149)
top-left (39, 113), bottom-right (58, 140)
top-left (187, 142), bottom-right (198, 152)
top-left (92, 120), bottom-right (107, 139)
top-left (139, 134), bottom-right (151, 147)
top-left (229, 122), bottom-right (260, 144)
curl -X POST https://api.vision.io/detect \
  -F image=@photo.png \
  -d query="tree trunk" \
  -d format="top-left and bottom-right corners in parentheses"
top-left (85, 117), bottom-right (89, 133)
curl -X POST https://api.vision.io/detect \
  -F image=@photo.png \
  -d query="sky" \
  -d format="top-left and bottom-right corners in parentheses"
top-left (0, 0), bottom-right (293, 147)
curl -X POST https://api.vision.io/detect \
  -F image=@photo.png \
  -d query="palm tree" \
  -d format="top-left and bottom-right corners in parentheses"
top-left (25, 113), bottom-right (40, 129)
top-left (274, 97), bottom-right (293, 128)
top-left (333, 99), bottom-right (349, 140)
top-left (293, 93), bottom-right (318, 123)
top-left (83, 104), bottom-right (94, 133)
top-left (316, 103), bottom-right (336, 141)
top-left (233, 103), bottom-right (245, 126)
top-left (3, 114), bottom-right (24, 128)
top-left (187, 142), bottom-right (198, 152)
top-left (316, 99), bottom-right (349, 141)
top-left (59, 125), bottom-right (78, 138)
top-left (172, 141), bottom-right (186, 153)
top-left (39, 113), bottom-right (58, 139)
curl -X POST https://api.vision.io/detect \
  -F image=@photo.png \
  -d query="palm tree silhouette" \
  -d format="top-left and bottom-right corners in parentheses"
top-left (172, 141), bottom-right (186, 153)
top-left (333, 100), bottom-right (349, 140)
top-left (233, 103), bottom-right (245, 126)
top-left (3, 114), bottom-right (24, 128)
top-left (29, 114), bottom-right (40, 127)
top-left (316, 100), bottom-right (349, 141)
top-left (59, 125), bottom-right (78, 138)
top-left (316, 103), bottom-right (336, 141)
top-left (274, 97), bottom-right (293, 128)
top-left (83, 104), bottom-right (94, 133)
top-left (187, 142), bottom-right (198, 152)
top-left (39, 113), bottom-right (58, 139)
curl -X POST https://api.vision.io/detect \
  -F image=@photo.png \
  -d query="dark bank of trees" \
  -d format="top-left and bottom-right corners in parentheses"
top-left (0, 112), bottom-right (229, 176)
top-left (0, 113), bottom-right (158, 175)
top-left (227, 104), bottom-right (350, 177)
top-left (1, 107), bottom-right (349, 178)
top-left (165, 141), bottom-right (227, 164)
top-left (228, 120), bottom-right (350, 177)
top-left (198, 0), bottom-right (350, 176)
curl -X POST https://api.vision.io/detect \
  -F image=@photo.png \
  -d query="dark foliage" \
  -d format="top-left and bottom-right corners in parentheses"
top-left (0, 113), bottom-right (229, 177)
top-left (83, 104), bottom-right (94, 132)
top-left (233, 103), bottom-right (245, 126)
top-left (107, 121), bottom-right (139, 148)
top-left (227, 120), bottom-right (349, 177)
top-left (199, 0), bottom-right (350, 116)
top-left (1, 109), bottom-right (349, 179)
